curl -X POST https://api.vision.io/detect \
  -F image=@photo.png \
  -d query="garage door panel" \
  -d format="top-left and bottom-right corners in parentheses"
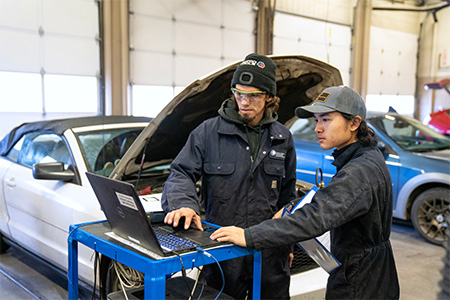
top-left (223, 29), bottom-right (254, 59)
top-left (222, 0), bottom-right (254, 30)
top-left (174, 0), bottom-right (221, 26)
top-left (0, 0), bottom-right (39, 30)
top-left (132, 51), bottom-right (173, 86)
top-left (175, 23), bottom-right (221, 56)
top-left (328, 46), bottom-right (350, 84)
top-left (175, 55), bottom-right (222, 86)
top-left (368, 27), bottom-right (418, 96)
top-left (130, 0), bottom-right (174, 18)
top-left (130, 15), bottom-right (172, 53)
top-left (273, 37), bottom-right (301, 55)
top-left (42, 0), bottom-right (98, 37)
top-left (0, 30), bottom-right (40, 73)
top-left (273, 13), bottom-right (303, 39)
top-left (327, 24), bottom-right (351, 47)
top-left (43, 36), bottom-right (99, 76)
top-left (275, 13), bottom-right (327, 44)
top-left (0, 72), bottom-right (42, 112)
top-left (299, 42), bottom-right (328, 62)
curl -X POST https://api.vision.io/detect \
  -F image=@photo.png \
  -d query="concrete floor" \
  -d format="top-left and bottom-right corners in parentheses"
top-left (390, 222), bottom-right (446, 300)
top-left (0, 221), bottom-right (447, 300)
top-left (0, 244), bottom-right (92, 300)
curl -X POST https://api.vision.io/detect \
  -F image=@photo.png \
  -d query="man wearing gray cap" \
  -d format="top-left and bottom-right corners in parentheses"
top-left (162, 53), bottom-right (296, 299)
top-left (212, 86), bottom-right (400, 299)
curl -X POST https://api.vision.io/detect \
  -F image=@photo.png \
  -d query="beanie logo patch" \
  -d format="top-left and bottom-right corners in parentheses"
top-left (315, 91), bottom-right (330, 103)
top-left (239, 72), bottom-right (254, 85)
top-left (240, 59), bottom-right (266, 69)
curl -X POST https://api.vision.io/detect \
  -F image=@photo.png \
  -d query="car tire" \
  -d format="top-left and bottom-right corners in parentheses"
top-left (0, 232), bottom-right (10, 254)
top-left (411, 187), bottom-right (449, 246)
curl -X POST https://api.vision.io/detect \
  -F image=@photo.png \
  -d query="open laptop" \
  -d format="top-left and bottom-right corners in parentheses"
top-left (86, 172), bottom-right (223, 258)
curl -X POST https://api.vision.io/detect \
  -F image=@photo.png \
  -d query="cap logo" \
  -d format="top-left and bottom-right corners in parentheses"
top-left (314, 91), bottom-right (330, 103)
top-left (240, 59), bottom-right (266, 69)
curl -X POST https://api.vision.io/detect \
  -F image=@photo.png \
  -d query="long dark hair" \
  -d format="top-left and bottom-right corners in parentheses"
top-left (341, 113), bottom-right (377, 146)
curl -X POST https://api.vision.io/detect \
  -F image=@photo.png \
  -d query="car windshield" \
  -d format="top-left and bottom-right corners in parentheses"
top-left (370, 114), bottom-right (450, 152)
top-left (74, 127), bottom-right (144, 175)
top-left (290, 118), bottom-right (318, 143)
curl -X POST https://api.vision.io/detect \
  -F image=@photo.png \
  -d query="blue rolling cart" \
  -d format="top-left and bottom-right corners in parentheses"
top-left (68, 220), bottom-right (261, 299)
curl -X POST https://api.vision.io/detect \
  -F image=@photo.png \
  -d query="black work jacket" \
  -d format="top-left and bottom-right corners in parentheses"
top-left (161, 115), bottom-right (297, 227)
top-left (246, 142), bottom-right (400, 299)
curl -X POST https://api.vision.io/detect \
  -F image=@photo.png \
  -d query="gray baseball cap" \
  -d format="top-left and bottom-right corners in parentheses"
top-left (295, 86), bottom-right (367, 119)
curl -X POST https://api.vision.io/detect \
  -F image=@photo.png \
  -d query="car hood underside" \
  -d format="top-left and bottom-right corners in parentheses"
top-left (112, 55), bottom-right (343, 180)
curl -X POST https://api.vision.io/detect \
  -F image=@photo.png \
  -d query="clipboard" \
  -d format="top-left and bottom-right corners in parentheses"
top-left (283, 186), bottom-right (341, 273)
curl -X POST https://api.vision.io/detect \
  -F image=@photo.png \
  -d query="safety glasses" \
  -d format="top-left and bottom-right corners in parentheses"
top-left (231, 88), bottom-right (267, 103)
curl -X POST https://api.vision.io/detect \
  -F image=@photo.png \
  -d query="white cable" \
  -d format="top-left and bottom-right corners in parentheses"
top-left (114, 262), bottom-right (130, 300)
top-left (188, 266), bottom-right (203, 300)
top-left (114, 262), bottom-right (144, 288)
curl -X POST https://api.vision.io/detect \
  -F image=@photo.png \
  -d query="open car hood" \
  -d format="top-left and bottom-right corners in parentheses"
top-left (111, 55), bottom-right (342, 180)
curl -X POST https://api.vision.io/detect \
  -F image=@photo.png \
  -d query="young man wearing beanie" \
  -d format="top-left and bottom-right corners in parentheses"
top-left (161, 53), bottom-right (297, 299)
top-left (211, 86), bottom-right (401, 299)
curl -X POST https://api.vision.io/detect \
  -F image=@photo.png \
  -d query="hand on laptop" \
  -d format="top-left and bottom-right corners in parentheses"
top-left (209, 226), bottom-right (246, 247)
top-left (164, 207), bottom-right (203, 231)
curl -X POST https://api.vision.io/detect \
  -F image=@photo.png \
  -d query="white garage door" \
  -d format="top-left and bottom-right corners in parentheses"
top-left (0, 0), bottom-right (100, 116)
top-left (366, 26), bottom-right (418, 116)
top-left (273, 11), bottom-right (352, 86)
top-left (129, 0), bottom-right (255, 117)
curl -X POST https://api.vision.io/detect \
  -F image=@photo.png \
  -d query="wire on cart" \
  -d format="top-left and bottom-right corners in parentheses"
top-left (196, 247), bottom-right (225, 300)
top-left (196, 280), bottom-right (205, 300)
top-left (189, 266), bottom-right (203, 300)
top-left (113, 261), bottom-right (144, 300)
top-left (114, 262), bottom-right (130, 300)
top-left (91, 251), bottom-right (99, 300)
top-left (174, 251), bottom-right (194, 299)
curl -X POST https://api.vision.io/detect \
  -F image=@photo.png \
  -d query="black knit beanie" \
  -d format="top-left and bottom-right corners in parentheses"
top-left (231, 53), bottom-right (277, 96)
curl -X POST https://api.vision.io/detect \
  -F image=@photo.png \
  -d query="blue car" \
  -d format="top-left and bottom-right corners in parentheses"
top-left (288, 111), bottom-right (450, 246)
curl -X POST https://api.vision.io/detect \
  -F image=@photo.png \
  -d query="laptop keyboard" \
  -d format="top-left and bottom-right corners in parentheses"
top-left (152, 226), bottom-right (197, 252)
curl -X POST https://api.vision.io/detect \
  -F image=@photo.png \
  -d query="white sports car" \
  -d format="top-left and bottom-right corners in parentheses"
top-left (0, 116), bottom-right (151, 288)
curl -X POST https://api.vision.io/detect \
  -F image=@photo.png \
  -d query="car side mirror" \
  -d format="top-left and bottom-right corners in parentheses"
top-left (33, 162), bottom-right (75, 182)
top-left (377, 141), bottom-right (386, 153)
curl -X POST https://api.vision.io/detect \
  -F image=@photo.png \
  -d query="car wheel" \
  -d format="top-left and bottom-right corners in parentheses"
top-left (0, 232), bottom-right (10, 253)
top-left (411, 187), bottom-right (449, 246)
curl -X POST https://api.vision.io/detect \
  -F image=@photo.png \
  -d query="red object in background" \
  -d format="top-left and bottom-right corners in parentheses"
top-left (427, 108), bottom-right (450, 135)
top-left (140, 186), bottom-right (152, 195)
top-left (423, 79), bottom-right (450, 136)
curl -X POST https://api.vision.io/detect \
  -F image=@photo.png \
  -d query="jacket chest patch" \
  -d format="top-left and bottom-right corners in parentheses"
top-left (269, 149), bottom-right (285, 159)
top-left (271, 180), bottom-right (277, 189)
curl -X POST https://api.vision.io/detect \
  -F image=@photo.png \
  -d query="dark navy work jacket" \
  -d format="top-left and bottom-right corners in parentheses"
top-left (246, 142), bottom-right (400, 299)
top-left (161, 115), bottom-right (297, 228)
